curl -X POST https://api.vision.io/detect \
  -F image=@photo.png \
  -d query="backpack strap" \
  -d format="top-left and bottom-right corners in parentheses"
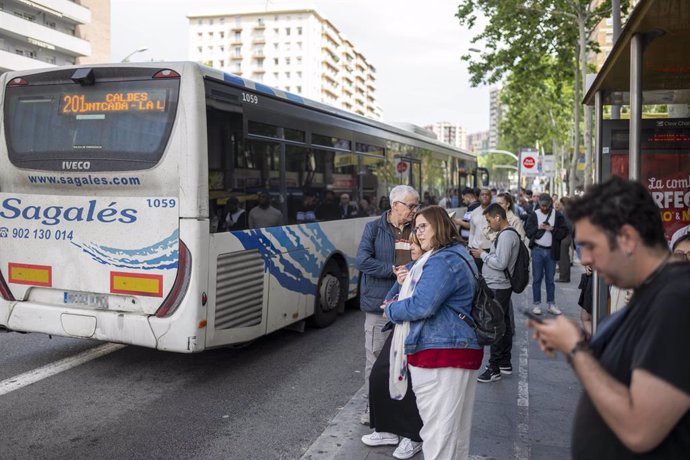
top-left (495, 227), bottom-right (519, 281)
top-left (444, 249), bottom-right (479, 330)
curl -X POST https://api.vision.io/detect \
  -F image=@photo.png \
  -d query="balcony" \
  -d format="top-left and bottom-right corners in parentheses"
top-left (254, 21), bottom-right (266, 30)
top-left (230, 54), bottom-right (243, 60)
top-left (0, 11), bottom-right (90, 56)
top-left (231, 26), bottom-right (243, 32)
top-left (30, 0), bottom-right (91, 24)
top-left (0, 49), bottom-right (56, 72)
top-left (252, 50), bottom-right (264, 58)
top-left (252, 36), bottom-right (266, 44)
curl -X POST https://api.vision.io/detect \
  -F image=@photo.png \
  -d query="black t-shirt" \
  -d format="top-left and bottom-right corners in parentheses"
top-left (572, 262), bottom-right (690, 459)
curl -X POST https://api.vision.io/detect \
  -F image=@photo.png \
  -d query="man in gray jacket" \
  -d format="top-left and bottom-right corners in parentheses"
top-left (470, 203), bottom-right (520, 383)
top-left (355, 185), bottom-right (419, 425)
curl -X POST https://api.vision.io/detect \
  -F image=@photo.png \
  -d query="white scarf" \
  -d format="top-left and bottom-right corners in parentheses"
top-left (389, 249), bottom-right (433, 400)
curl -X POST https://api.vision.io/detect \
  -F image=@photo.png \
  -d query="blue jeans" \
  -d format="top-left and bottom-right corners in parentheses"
top-left (532, 246), bottom-right (556, 304)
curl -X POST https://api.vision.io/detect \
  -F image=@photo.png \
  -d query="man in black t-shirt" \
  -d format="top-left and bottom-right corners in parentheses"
top-left (528, 177), bottom-right (690, 459)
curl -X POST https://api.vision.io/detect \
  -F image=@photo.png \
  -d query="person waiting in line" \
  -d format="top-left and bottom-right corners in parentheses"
top-left (528, 177), bottom-right (690, 459)
top-left (223, 197), bottom-right (247, 231)
top-left (248, 191), bottom-right (282, 228)
top-left (555, 196), bottom-right (574, 282)
top-left (671, 232), bottom-right (690, 262)
top-left (525, 193), bottom-right (569, 315)
top-left (495, 192), bottom-right (526, 241)
top-left (339, 193), bottom-right (358, 219)
top-left (470, 203), bottom-right (520, 384)
top-left (384, 206), bottom-right (481, 460)
top-left (362, 232), bottom-right (425, 459)
top-left (467, 188), bottom-right (493, 271)
top-left (457, 187), bottom-right (480, 245)
top-left (355, 185), bottom-right (420, 426)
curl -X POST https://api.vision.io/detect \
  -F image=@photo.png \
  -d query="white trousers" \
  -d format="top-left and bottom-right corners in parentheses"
top-left (409, 365), bottom-right (479, 460)
top-left (363, 312), bottom-right (390, 398)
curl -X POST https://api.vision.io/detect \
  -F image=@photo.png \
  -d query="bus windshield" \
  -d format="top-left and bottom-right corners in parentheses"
top-left (4, 79), bottom-right (179, 171)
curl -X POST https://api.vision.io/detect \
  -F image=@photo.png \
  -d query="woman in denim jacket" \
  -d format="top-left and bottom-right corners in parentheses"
top-left (384, 206), bottom-right (481, 460)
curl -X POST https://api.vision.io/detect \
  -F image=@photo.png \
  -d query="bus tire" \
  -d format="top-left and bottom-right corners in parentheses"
top-left (309, 261), bottom-right (343, 328)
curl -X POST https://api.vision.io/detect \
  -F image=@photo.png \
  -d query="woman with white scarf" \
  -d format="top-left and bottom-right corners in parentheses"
top-left (383, 206), bottom-right (481, 460)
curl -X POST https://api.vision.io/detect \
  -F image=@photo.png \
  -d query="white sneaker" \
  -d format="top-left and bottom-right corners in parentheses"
top-left (532, 305), bottom-right (543, 315)
top-left (547, 304), bottom-right (562, 315)
top-left (393, 437), bottom-right (423, 459)
top-left (361, 431), bottom-right (399, 446)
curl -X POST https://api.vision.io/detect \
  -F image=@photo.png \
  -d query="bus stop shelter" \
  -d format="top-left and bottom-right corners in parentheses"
top-left (583, 0), bottom-right (690, 326)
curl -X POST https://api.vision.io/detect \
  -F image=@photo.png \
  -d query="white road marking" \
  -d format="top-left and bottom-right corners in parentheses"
top-left (0, 343), bottom-right (125, 397)
top-left (513, 328), bottom-right (531, 460)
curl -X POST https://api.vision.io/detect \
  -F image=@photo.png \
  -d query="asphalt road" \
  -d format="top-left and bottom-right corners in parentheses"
top-left (0, 308), bottom-right (365, 460)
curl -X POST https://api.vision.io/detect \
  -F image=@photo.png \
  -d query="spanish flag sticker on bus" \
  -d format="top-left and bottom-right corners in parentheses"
top-left (8, 263), bottom-right (52, 287)
top-left (110, 271), bottom-right (163, 297)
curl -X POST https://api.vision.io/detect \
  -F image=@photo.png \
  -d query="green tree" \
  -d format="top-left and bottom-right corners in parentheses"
top-left (457, 0), bottom-right (629, 193)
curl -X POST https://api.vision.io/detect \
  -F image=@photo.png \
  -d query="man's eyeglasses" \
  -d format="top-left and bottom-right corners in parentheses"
top-left (395, 201), bottom-right (420, 211)
top-left (673, 250), bottom-right (690, 261)
top-left (414, 223), bottom-right (428, 234)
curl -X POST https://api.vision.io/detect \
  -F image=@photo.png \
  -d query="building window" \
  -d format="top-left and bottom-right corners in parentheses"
top-left (297, 27), bottom-right (302, 35)
top-left (220, 60), bottom-right (225, 67)
top-left (273, 72), bottom-right (278, 79)
top-left (297, 57), bottom-right (302, 65)
top-left (209, 32), bottom-right (214, 38)
top-left (285, 27), bottom-right (291, 36)
top-left (220, 17), bottom-right (225, 24)
top-left (235, 47), bottom-right (241, 56)
top-left (197, 32), bottom-right (202, 39)
top-left (210, 18), bottom-right (214, 25)
top-left (198, 19), bottom-right (203, 25)
top-left (274, 58), bottom-right (279, 65)
top-left (220, 45), bottom-right (225, 52)
top-left (285, 72), bottom-right (290, 79)
top-left (285, 57), bottom-right (290, 65)
top-left (220, 31), bottom-right (225, 38)
top-left (297, 71), bottom-right (302, 78)
top-left (296, 86), bottom-right (302, 93)
top-left (235, 32), bottom-right (241, 41)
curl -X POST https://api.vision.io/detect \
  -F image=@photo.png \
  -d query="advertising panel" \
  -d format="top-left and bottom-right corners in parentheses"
top-left (603, 118), bottom-right (690, 241)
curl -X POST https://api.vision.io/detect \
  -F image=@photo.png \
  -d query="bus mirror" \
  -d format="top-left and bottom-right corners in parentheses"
top-left (71, 68), bottom-right (95, 86)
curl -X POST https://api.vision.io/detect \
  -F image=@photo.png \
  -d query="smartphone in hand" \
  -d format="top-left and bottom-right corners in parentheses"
top-left (521, 308), bottom-right (545, 323)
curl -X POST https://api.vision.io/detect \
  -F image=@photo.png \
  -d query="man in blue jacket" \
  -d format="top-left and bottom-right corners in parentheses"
top-left (356, 184), bottom-right (419, 425)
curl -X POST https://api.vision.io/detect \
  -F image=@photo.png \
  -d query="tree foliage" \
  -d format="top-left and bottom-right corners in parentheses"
top-left (456, 1), bottom-right (632, 192)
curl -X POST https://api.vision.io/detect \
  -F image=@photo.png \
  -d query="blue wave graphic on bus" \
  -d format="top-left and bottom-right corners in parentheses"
top-left (233, 224), bottom-right (340, 295)
top-left (71, 229), bottom-right (179, 270)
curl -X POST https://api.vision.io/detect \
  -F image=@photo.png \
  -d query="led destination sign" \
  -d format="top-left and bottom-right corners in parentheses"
top-left (61, 90), bottom-right (167, 115)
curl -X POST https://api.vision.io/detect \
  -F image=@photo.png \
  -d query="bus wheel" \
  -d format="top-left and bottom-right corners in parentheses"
top-left (309, 262), bottom-right (343, 328)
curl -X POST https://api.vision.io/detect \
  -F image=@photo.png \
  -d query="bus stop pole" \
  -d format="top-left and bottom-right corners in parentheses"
top-left (592, 90), bottom-right (608, 332)
top-left (629, 33), bottom-right (644, 181)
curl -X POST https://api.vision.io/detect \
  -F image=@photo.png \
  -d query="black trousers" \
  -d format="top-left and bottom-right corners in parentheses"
top-left (369, 328), bottom-right (423, 441)
top-left (488, 288), bottom-right (514, 369)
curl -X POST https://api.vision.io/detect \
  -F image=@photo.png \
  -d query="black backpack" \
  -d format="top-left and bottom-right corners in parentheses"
top-left (455, 253), bottom-right (506, 346)
top-left (495, 227), bottom-right (531, 293)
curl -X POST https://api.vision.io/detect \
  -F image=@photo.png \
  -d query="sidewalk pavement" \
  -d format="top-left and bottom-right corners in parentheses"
top-left (302, 263), bottom-right (586, 460)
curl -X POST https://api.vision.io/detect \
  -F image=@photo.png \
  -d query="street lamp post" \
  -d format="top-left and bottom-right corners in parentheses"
top-left (121, 47), bottom-right (148, 63)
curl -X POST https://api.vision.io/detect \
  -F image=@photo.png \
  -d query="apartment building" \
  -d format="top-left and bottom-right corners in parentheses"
top-left (466, 130), bottom-right (489, 153)
top-left (424, 121), bottom-right (467, 150)
top-left (188, 8), bottom-right (381, 119)
top-left (488, 87), bottom-right (505, 150)
top-left (0, 0), bottom-right (109, 73)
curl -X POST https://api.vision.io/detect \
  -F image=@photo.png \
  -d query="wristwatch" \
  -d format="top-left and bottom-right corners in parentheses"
top-left (566, 338), bottom-right (590, 366)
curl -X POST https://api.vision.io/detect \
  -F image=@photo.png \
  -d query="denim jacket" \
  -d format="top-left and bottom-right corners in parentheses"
top-left (384, 243), bottom-right (480, 355)
top-left (356, 212), bottom-right (400, 313)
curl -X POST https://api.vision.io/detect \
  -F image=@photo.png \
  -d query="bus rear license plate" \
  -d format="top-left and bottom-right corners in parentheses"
top-left (63, 291), bottom-right (108, 309)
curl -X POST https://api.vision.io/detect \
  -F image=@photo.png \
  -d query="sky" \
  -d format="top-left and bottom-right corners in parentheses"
top-left (111, 0), bottom-right (490, 133)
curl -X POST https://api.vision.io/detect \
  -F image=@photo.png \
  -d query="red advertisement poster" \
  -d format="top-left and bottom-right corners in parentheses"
top-left (611, 153), bottom-right (690, 241)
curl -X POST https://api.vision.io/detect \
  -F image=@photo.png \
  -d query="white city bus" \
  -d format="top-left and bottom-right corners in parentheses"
top-left (0, 62), bottom-right (482, 352)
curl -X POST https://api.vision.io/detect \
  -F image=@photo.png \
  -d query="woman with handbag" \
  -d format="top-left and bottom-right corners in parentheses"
top-left (383, 206), bottom-right (481, 460)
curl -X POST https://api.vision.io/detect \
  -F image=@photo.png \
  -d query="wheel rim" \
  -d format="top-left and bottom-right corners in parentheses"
top-left (319, 274), bottom-right (341, 312)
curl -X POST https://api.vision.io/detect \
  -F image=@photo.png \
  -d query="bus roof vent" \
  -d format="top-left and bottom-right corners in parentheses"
top-left (71, 68), bottom-right (95, 86)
